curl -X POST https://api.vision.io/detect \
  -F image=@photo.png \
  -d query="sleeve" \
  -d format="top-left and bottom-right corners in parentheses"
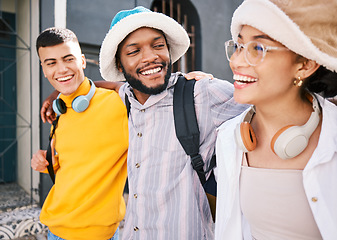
top-left (195, 78), bottom-right (248, 128)
top-left (118, 83), bottom-right (127, 104)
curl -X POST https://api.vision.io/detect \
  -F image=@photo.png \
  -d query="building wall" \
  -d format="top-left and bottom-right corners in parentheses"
top-left (30, 0), bottom-right (42, 202)
top-left (1, 0), bottom-right (40, 200)
top-left (39, 0), bottom-right (58, 203)
top-left (193, 0), bottom-right (242, 81)
top-left (16, 0), bottom-right (40, 200)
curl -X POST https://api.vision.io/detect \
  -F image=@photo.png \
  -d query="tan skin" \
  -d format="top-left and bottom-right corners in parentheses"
top-left (231, 26), bottom-right (321, 170)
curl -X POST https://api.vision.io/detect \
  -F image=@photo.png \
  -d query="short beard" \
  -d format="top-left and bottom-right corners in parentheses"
top-left (121, 62), bottom-right (172, 95)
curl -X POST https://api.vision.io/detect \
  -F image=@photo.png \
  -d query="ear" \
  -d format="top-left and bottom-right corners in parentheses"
top-left (41, 63), bottom-right (47, 78)
top-left (81, 54), bottom-right (87, 70)
top-left (116, 59), bottom-right (123, 73)
top-left (297, 59), bottom-right (320, 79)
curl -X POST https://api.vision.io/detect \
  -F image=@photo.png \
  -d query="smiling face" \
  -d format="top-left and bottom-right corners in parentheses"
top-left (39, 40), bottom-right (86, 96)
top-left (117, 27), bottom-right (171, 100)
top-left (229, 25), bottom-right (303, 107)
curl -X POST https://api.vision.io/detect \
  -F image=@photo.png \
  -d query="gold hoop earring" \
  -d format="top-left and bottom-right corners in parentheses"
top-left (294, 76), bottom-right (303, 87)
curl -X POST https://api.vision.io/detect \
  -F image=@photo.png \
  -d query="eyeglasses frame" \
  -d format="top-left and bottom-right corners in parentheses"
top-left (224, 39), bottom-right (289, 66)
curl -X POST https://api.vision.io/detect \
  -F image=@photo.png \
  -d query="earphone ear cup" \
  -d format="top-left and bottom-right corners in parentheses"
top-left (235, 122), bottom-right (257, 152)
top-left (52, 98), bottom-right (67, 115)
top-left (271, 125), bottom-right (293, 155)
top-left (240, 122), bottom-right (257, 151)
top-left (71, 79), bottom-right (96, 113)
top-left (271, 125), bottom-right (309, 159)
top-left (72, 96), bottom-right (90, 113)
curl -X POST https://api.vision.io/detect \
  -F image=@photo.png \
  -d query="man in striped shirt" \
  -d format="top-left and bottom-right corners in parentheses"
top-left (98, 7), bottom-right (246, 240)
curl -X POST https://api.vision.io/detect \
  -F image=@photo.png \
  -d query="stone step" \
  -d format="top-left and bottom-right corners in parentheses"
top-left (0, 205), bottom-right (47, 240)
top-left (0, 183), bottom-right (33, 214)
top-left (0, 182), bottom-right (47, 240)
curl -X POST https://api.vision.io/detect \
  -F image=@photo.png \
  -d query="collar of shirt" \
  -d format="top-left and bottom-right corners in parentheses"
top-left (123, 72), bottom-right (182, 110)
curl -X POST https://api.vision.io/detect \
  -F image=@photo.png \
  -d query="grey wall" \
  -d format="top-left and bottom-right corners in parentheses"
top-left (39, 0), bottom-right (57, 205)
top-left (192, 0), bottom-right (242, 81)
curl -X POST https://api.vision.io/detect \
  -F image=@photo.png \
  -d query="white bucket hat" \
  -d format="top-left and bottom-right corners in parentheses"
top-left (99, 6), bottom-right (190, 82)
top-left (231, 0), bottom-right (337, 73)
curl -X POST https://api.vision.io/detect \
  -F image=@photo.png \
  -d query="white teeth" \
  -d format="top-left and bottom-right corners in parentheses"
top-left (141, 67), bottom-right (161, 75)
top-left (57, 76), bottom-right (72, 81)
top-left (235, 81), bottom-right (246, 86)
top-left (233, 74), bottom-right (257, 83)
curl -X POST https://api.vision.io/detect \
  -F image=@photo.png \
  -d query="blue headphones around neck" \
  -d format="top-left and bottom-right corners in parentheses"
top-left (52, 79), bottom-right (96, 116)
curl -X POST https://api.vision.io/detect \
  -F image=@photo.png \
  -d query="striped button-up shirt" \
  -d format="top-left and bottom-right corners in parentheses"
top-left (119, 73), bottom-right (247, 240)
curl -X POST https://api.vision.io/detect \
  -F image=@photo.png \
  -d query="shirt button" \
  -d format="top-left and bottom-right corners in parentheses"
top-left (134, 193), bottom-right (138, 198)
top-left (311, 197), bottom-right (318, 202)
top-left (134, 226), bottom-right (139, 231)
top-left (140, 109), bottom-right (145, 112)
top-left (137, 132), bottom-right (142, 137)
top-left (135, 163), bottom-right (140, 168)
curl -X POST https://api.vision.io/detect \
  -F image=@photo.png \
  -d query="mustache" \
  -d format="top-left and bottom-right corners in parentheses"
top-left (136, 61), bottom-right (167, 74)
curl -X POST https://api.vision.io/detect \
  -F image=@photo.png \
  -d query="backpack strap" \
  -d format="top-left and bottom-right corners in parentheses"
top-left (45, 116), bottom-right (59, 184)
top-left (173, 76), bottom-right (207, 185)
top-left (125, 94), bottom-right (131, 117)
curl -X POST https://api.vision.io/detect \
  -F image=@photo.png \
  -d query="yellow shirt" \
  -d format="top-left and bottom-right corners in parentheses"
top-left (40, 78), bottom-right (128, 240)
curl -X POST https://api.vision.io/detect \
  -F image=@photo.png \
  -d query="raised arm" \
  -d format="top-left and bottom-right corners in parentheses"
top-left (41, 90), bottom-right (59, 124)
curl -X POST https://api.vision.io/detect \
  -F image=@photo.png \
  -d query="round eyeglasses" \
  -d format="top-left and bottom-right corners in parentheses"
top-left (224, 40), bottom-right (289, 66)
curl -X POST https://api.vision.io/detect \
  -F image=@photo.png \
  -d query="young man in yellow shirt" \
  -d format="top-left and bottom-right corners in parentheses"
top-left (31, 27), bottom-right (128, 240)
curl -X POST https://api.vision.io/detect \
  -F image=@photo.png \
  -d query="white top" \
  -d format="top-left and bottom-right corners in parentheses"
top-left (215, 94), bottom-right (337, 240)
top-left (240, 162), bottom-right (322, 239)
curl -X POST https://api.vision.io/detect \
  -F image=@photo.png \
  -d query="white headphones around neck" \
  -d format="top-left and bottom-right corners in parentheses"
top-left (235, 93), bottom-right (321, 159)
top-left (52, 79), bottom-right (96, 116)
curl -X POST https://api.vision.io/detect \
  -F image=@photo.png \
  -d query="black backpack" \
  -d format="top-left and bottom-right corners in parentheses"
top-left (173, 75), bottom-right (217, 221)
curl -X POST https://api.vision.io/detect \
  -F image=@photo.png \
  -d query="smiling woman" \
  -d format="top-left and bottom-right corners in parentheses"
top-left (230, 25), bottom-right (308, 105)
top-left (215, 0), bottom-right (337, 239)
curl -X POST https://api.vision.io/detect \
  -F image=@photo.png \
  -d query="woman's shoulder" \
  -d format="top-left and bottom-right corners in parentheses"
top-left (217, 106), bottom-right (253, 132)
